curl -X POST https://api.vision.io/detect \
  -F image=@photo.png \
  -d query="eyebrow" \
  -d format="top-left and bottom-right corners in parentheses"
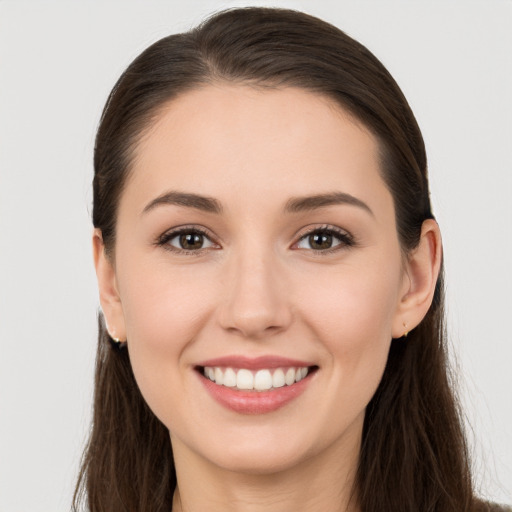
top-left (142, 190), bottom-right (373, 217)
top-left (285, 192), bottom-right (374, 217)
top-left (142, 191), bottom-right (223, 215)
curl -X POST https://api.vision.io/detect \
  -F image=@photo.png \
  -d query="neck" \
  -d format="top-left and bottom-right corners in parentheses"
top-left (170, 426), bottom-right (362, 512)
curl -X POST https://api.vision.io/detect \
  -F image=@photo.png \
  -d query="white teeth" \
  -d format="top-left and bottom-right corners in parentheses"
top-left (285, 368), bottom-right (296, 386)
top-left (223, 367), bottom-right (237, 387)
top-left (236, 369), bottom-right (254, 390)
top-left (254, 369), bottom-right (273, 391)
top-left (214, 367), bottom-right (224, 385)
top-left (272, 369), bottom-right (285, 388)
top-left (203, 366), bottom-right (312, 391)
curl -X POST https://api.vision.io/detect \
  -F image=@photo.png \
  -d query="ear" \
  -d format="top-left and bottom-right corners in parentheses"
top-left (92, 229), bottom-right (126, 342)
top-left (392, 219), bottom-right (442, 338)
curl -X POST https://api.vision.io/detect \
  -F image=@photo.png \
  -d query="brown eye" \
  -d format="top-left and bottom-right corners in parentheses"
top-left (162, 229), bottom-right (216, 252)
top-left (179, 233), bottom-right (205, 250)
top-left (308, 233), bottom-right (334, 250)
top-left (295, 227), bottom-right (353, 252)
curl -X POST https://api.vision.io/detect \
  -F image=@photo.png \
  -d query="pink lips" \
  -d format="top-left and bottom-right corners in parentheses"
top-left (196, 355), bottom-right (316, 415)
top-left (197, 355), bottom-right (316, 370)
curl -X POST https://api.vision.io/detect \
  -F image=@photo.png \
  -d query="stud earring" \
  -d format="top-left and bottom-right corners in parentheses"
top-left (108, 330), bottom-right (127, 350)
top-left (402, 322), bottom-right (409, 338)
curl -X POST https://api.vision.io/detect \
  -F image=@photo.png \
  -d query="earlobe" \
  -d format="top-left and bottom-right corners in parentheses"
top-left (92, 229), bottom-right (127, 342)
top-left (392, 219), bottom-right (442, 338)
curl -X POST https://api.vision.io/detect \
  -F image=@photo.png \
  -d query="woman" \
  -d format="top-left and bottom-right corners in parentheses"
top-left (73, 7), bottom-right (510, 512)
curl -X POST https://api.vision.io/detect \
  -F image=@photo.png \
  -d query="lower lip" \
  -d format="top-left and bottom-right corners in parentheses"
top-left (198, 370), bottom-right (314, 415)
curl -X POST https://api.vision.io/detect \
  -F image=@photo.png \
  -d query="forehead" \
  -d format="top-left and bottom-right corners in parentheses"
top-left (124, 84), bottom-right (391, 217)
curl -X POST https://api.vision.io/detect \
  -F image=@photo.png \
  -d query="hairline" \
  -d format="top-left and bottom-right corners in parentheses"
top-left (108, 79), bottom-right (405, 260)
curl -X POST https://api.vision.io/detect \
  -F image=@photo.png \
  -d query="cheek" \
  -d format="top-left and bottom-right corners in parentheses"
top-left (297, 264), bottom-right (400, 430)
top-left (300, 259), bottom-right (401, 344)
top-left (298, 257), bottom-right (402, 393)
top-left (119, 257), bottom-right (217, 344)
top-left (116, 262), bottom-right (218, 417)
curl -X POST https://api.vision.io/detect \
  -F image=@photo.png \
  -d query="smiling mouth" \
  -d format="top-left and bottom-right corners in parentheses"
top-left (197, 366), bottom-right (318, 392)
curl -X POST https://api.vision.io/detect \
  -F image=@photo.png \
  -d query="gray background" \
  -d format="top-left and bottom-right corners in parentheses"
top-left (0, 0), bottom-right (510, 509)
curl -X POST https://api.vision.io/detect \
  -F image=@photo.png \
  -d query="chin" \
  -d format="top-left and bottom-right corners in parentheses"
top-left (208, 442), bottom-right (313, 476)
top-left (183, 417), bottom-right (338, 476)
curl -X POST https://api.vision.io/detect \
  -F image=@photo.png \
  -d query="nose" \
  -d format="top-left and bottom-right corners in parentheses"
top-left (217, 249), bottom-right (292, 339)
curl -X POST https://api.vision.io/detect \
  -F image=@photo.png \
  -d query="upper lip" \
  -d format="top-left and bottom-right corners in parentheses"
top-left (196, 355), bottom-right (316, 370)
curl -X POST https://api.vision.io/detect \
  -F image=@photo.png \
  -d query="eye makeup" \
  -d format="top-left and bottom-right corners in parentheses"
top-left (154, 222), bottom-right (356, 257)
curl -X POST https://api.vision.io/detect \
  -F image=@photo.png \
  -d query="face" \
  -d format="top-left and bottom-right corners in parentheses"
top-left (102, 85), bottom-right (411, 474)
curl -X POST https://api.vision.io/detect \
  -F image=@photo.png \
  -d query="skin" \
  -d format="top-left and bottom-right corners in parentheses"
top-left (94, 85), bottom-right (442, 512)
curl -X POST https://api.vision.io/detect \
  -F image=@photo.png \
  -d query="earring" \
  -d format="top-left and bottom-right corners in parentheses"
top-left (402, 322), bottom-right (409, 338)
top-left (108, 330), bottom-right (127, 350)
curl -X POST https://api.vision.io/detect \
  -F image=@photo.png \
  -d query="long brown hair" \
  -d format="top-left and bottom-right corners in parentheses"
top-left (75, 7), bottom-right (477, 511)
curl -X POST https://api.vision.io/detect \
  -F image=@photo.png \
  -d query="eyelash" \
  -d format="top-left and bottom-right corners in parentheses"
top-left (293, 225), bottom-right (355, 255)
top-left (155, 226), bottom-right (219, 256)
top-left (155, 224), bottom-right (355, 255)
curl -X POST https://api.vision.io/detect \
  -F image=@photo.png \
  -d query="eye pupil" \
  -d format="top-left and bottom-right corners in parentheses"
top-left (180, 233), bottom-right (204, 250)
top-left (309, 233), bottom-right (332, 250)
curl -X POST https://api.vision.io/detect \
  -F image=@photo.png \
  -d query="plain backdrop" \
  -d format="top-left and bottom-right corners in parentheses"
top-left (0, 1), bottom-right (511, 510)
